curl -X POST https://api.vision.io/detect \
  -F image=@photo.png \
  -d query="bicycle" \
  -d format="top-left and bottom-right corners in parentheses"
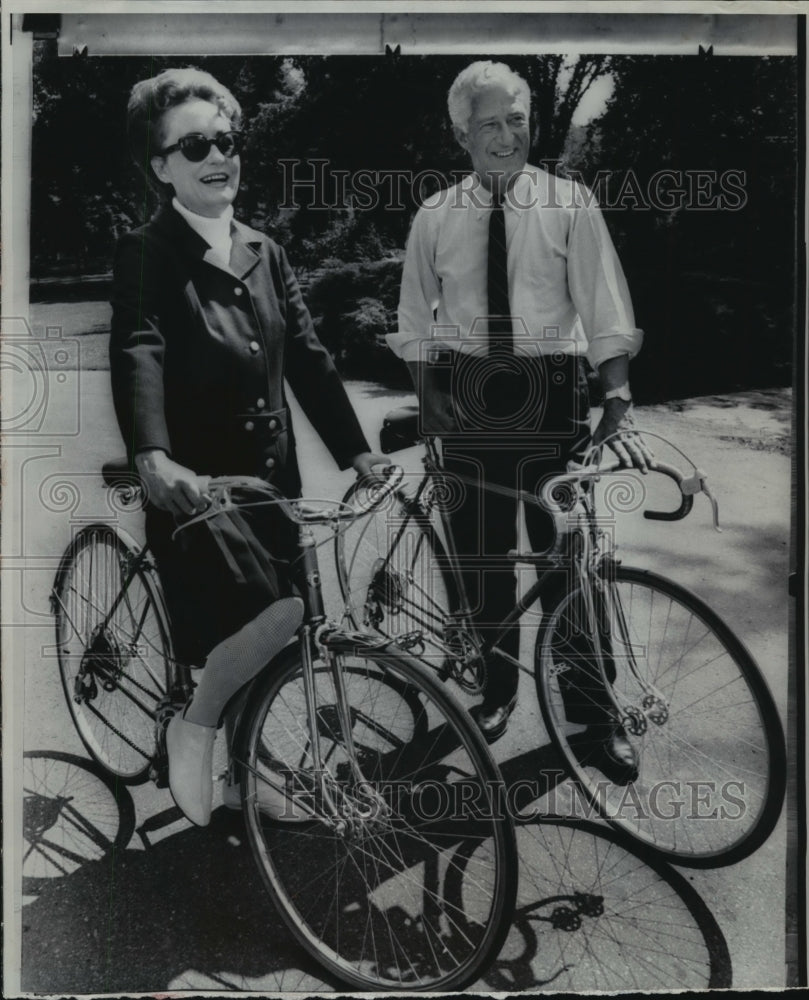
top-left (50, 462), bottom-right (518, 991)
top-left (336, 406), bottom-right (787, 867)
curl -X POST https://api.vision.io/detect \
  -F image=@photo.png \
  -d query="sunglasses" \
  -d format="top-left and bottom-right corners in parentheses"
top-left (159, 130), bottom-right (242, 163)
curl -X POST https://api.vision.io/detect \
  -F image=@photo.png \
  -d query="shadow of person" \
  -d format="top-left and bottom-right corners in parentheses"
top-left (21, 806), bottom-right (339, 994)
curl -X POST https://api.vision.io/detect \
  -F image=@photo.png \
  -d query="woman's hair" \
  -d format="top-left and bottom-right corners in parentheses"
top-left (447, 61), bottom-right (531, 134)
top-left (127, 67), bottom-right (243, 197)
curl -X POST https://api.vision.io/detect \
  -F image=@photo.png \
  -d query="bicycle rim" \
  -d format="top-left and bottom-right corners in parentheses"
top-left (336, 481), bottom-right (455, 671)
top-left (53, 525), bottom-right (172, 783)
top-left (536, 566), bottom-right (786, 866)
top-left (239, 643), bottom-right (517, 990)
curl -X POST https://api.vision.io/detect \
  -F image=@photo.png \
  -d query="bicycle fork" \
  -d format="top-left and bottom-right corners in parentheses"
top-left (298, 529), bottom-right (389, 836)
top-left (585, 560), bottom-right (669, 735)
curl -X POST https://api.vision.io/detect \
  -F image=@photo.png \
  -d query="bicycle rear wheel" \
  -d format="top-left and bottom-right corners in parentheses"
top-left (337, 480), bottom-right (460, 677)
top-left (52, 524), bottom-right (173, 783)
top-left (238, 641), bottom-right (517, 991)
top-left (536, 565), bottom-right (786, 866)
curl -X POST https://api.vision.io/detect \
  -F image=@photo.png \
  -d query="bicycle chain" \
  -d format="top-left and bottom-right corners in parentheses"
top-left (82, 698), bottom-right (152, 760)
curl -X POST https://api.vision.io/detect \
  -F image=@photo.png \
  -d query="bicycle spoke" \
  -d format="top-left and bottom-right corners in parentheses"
top-left (539, 567), bottom-right (783, 863)
top-left (54, 529), bottom-right (170, 781)
top-left (242, 646), bottom-right (514, 989)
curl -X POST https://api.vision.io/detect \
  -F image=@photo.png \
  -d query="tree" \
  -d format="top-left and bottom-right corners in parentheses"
top-left (569, 55), bottom-right (797, 398)
top-left (519, 55), bottom-right (612, 162)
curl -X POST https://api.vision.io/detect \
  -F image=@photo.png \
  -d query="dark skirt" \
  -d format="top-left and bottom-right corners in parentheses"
top-left (146, 493), bottom-right (299, 666)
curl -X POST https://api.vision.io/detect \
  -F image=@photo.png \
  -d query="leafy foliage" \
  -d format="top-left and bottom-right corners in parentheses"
top-left (570, 55), bottom-right (797, 398)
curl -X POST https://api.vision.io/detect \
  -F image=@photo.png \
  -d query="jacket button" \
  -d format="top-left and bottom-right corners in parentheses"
top-left (265, 457), bottom-right (276, 469)
top-left (249, 341), bottom-right (260, 354)
top-left (257, 397), bottom-right (266, 409)
top-left (234, 287), bottom-right (243, 296)
top-left (268, 418), bottom-right (278, 430)
top-left (244, 420), bottom-right (255, 431)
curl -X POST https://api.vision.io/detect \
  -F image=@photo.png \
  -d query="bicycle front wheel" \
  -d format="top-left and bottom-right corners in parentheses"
top-left (52, 524), bottom-right (173, 783)
top-left (536, 565), bottom-right (786, 866)
top-left (238, 641), bottom-right (517, 991)
top-left (336, 480), bottom-right (458, 675)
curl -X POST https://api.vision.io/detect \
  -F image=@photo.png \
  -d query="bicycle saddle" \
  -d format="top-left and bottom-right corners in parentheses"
top-left (380, 405), bottom-right (421, 454)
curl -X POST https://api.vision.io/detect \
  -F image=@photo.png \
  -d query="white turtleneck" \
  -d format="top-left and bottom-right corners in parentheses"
top-left (172, 197), bottom-right (234, 266)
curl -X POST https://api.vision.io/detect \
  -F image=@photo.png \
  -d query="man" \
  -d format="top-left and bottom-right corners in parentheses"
top-left (390, 61), bottom-right (652, 776)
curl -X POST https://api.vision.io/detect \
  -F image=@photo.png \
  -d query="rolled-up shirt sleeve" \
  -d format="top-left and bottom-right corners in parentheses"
top-left (566, 190), bottom-right (643, 371)
top-left (389, 206), bottom-right (443, 364)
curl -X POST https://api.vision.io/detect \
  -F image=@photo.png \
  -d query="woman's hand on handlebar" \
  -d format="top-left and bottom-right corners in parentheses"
top-left (135, 449), bottom-right (212, 517)
top-left (351, 451), bottom-right (391, 479)
top-left (593, 399), bottom-right (655, 472)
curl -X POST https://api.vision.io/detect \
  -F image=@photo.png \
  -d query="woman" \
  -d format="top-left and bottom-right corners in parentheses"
top-left (110, 67), bottom-right (383, 825)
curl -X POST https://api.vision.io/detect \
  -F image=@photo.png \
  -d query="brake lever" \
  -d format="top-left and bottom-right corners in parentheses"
top-left (679, 469), bottom-right (721, 531)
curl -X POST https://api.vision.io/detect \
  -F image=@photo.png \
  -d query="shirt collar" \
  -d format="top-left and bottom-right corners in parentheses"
top-left (462, 167), bottom-right (538, 219)
top-left (172, 198), bottom-right (234, 249)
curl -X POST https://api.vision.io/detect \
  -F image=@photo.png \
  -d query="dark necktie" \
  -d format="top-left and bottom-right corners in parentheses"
top-left (487, 189), bottom-right (513, 354)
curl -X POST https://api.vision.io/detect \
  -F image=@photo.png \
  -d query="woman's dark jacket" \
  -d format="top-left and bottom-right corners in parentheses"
top-left (109, 204), bottom-right (370, 661)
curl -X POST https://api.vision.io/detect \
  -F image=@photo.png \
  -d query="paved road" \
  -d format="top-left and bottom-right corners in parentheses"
top-left (4, 372), bottom-right (791, 993)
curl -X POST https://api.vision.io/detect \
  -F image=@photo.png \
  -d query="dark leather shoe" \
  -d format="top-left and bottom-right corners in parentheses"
top-left (471, 696), bottom-right (517, 745)
top-left (590, 725), bottom-right (639, 785)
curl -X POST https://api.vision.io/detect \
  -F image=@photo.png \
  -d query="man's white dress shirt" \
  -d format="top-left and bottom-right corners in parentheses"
top-left (391, 166), bottom-right (642, 372)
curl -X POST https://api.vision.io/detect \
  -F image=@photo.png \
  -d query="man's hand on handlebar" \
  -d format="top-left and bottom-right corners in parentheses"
top-left (592, 398), bottom-right (655, 472)
top-left (135, 448), bottom-right (211, 518)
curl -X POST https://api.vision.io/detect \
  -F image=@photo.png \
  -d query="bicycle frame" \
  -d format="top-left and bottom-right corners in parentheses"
top-left (221, 494), bottom-right (395, 829)
top-left (362, 438), bottom-right (698, 725)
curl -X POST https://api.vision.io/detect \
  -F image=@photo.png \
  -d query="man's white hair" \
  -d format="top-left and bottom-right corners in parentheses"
top-left (447, 61), bottom-right (531, 134)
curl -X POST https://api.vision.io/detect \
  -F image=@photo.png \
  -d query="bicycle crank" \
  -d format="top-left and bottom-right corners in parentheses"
top-left (150, 698), bottom-right (184, 788)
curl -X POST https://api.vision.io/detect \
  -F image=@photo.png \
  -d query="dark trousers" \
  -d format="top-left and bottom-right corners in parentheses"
top-left (438, 353), bottom-right (592, 706)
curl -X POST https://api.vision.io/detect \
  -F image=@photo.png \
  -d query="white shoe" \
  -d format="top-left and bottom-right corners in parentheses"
top-left (166, 709), bottom-right (216, 826)
top-left (222, 774), bottom-right (310, 823)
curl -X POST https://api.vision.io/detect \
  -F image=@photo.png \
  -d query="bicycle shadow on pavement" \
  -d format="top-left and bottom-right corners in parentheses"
top-left (478, 809), bottom-right (732, 993)
top-left (20, 802), bottom-right (338, 994)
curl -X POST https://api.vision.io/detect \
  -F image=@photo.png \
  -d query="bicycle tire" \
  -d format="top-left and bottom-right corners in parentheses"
top-left (450, 815), bottom-right (732, 990)
top-left (22, 750), bottom-right (136, 894)
top-left (250, 661), bottom-right (431, 760)
top-left (237, 639), bottom-right (517, 991)
top-left (535, 564), bottom-right (786, 866)
top-left (336, 479), bottom-right (467, 683)
top-left (52, 523), bottom-right (174, 784)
